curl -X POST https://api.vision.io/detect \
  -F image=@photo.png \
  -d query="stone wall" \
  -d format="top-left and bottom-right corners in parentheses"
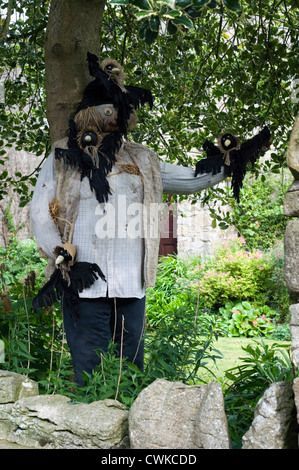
top-left (177, 196), bottom-right (237, 258)
top-left (282, 115), bottom-right (299, 449)
top-left (0, 148), bottom-right (42, 246)
top-left (0, 370), bottom-right (298, 449)
top-left (0, 371), bottom-right (231, 449)
top-left (284, 116), bottom-right (299, 370)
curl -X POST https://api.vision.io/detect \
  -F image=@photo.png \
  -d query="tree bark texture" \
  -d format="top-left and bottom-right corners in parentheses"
top-left (44, 0), bottom-right (106, 145)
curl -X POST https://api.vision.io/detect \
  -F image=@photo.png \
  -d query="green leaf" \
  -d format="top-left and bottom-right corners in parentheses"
top-left (185, 6), bottom-right (203, 18)
top-left (135, 10), bottom-right (155, 19)
top-left (172, 14), bottom-right (194, 29)
top-left (109, 0), bottom-right (152, 10)
top-left (175, 0), bottom-right (193, 8)
top-left (193, 0), bottom-right (214, 6)
top-left (149, 15), bottom-right (160, 32)
top-left (108, 0), bottom-right (130, 4)
top-left (139, 20), bottom-right (149, 39)
top-left (167, 20), bottom-right (178, 34)
top-left (126, 361), bottom-right (142, 373)
top-left (163, 10), bottom-right (181, 19)
top-left (131, 0), bottom-right (151, 8)
top-left (142, 22), bottom-right (159, 44)
top-left (206, 0), bottom-right (217, 7)
top-left (219, 222), bottom-right (229, 230)
top-left (223, 0), bottom-right (242, 11)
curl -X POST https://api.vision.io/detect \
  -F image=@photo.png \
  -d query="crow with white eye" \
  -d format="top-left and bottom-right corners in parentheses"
top-left (101, 59), bottom-right (126, 90)
top-left (195, 126), bottom-right (271, 202)
top-left (101, 60), bottom-right (123, 77)
top-left (55, 246), bottom-right (72, 266)
top-left (104, 63), bottom-right (120, 75)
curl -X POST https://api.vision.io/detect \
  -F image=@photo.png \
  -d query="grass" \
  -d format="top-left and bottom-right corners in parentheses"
top-left (203, 336), bottom-right (291, 381)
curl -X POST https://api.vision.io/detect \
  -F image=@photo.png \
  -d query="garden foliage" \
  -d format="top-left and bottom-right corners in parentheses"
top-left (197, 238), bottom-right (272, 308)
top-left (146, 236), bottom-right (291, 334)
top-left (217, 301), bottom-right (276, 338)
top-left (204, 173), bottom-right (290, 251)
top-left (0, 232), bottom-right (295, 446)
top-left (1, 1), bottom-right (298, 213)
top-left (224, 340), bottom-right (297, 448)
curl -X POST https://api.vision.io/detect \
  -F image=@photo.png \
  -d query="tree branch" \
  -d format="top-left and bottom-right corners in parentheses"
top-left (5, 21), bottom-right (48, 42)
top-left (0, 0), bottom-right (14, 41)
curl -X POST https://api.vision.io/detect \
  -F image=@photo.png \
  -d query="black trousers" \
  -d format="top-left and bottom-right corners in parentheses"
top-left (62, 296), bottom-right (146, 386)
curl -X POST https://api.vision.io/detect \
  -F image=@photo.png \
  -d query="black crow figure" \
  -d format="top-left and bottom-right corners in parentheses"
top-left (195, 126), bottom-right (271, 201)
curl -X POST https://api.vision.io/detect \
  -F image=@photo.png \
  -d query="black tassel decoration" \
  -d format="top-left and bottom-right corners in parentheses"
top-left (32, 262), bottom-right (106, 315)
top-left (55, 124), bottom-right (122, 204)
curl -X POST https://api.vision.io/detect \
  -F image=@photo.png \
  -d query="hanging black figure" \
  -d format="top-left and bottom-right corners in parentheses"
top-left (195, 127), bottom-right (271, 202)
top-left (31, 53), bottom-right (271, 386)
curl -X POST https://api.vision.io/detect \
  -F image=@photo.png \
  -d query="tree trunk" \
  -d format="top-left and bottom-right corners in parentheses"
top-left (44, 0), bottom-right (106, 145)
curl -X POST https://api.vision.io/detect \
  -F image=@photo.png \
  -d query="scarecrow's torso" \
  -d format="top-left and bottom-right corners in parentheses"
top-left (73, 150), bottom-right (146, 298)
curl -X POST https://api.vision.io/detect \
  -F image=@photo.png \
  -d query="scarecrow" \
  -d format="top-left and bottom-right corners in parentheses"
top-left (31, 53), bottom-right (270, 386)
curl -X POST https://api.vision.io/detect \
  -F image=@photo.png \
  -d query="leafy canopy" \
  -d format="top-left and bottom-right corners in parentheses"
top-left (0, 0), bottom-right (298, 208)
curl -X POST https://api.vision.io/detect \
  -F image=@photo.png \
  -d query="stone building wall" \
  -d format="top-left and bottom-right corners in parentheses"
top-left (177, 196), bottom-right (237, 258)
top-left (0, 148), bottom-right (43, 247)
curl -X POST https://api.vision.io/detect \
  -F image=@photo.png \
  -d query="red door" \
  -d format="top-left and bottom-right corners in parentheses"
top-left (159, 195), bottom-right (177, 256)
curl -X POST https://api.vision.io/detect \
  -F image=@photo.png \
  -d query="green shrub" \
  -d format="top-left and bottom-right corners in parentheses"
top-left (224, 340), bottom-right (297, 448)
top-left (197, 237), bottom-right (273, 308)
top-left (0, 238), bottom-right (47, 286)
top-left (0, 237), bottom-right (70, 389)
top-left (146, 289), bottom-right (198, 328)
top-left (0, 237), bottom-right (47, 315)
top-left (262, 243), bottom-right (293, 323)
top-left (147, 238), bottom-right (290, 331)
top-left (228, 176), bottom-right (289, 252)
top-left (144, 308), bottom-right (222, 385)
top-left (146, 253), bottom-right (200, 299)
top-left (73, 309), bottom-right (222, 407)
top-left (217, 301), bottom-right (276, 338)
top-left (146, 254), bottom-right (202, 328)
top-left (208, 175), bottom-right (290, 252)
top-left (72, 342), bottom-right (144, 407)
top-left (270, 323), bottom-right (291, 341)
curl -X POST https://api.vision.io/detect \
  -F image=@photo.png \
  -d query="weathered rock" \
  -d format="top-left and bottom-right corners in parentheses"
top-left (292, 377), bottom-right (299, 449)
top-left (286, 115), bottom-right (299, 179)
top-left (242, 382), bottom-right (298, 449)
top-left (284, 180), bottom-right (299, 217)
top-left (0, 394), bottom-right (129, 449)
top-left (129, 378), bottom-right (230, 449)
top-left (289, 304), bottom-right (299, 370)
top-left (0, 439), bottom-right (37, 449)
top-left (0, 370), bottom-right (39, 403)
top-left (284, 219), bottom-right (299, 293)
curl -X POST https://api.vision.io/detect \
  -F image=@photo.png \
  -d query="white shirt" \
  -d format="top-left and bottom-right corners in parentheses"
top-left (30, 147), bottom-right (225, 298)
